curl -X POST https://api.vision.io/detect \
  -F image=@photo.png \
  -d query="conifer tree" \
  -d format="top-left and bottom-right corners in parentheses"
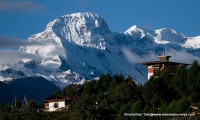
top-left (173, 64), bottom-right (187, 97)
top-left (187, 60), bottom-right (200, 93)
top-left (160, 69), bottom-right (177, 102)
top-left (174, 98), bottom-right (190, 113)
top-left (142, 77), bottom-right (165, 107)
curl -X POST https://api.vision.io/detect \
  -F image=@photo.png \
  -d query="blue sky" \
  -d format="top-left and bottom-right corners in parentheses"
top-left (0, 0), bottom-right (200, 39)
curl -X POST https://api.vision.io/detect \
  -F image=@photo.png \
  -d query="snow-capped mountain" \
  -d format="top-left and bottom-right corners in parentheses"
top-left (125, 25), bottom-right (146, 39)
top-left (182, 36), bottom-right (200, 49)
top-left (1, 12), bottom-right (200, 87)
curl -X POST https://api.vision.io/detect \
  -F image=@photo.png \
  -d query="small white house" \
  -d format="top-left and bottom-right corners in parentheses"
top-left (45, 95), bottom-right (74, 111)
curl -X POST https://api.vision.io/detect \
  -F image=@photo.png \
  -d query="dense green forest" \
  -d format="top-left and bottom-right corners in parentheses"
top-left (1, 61), bottom-right (200, 120)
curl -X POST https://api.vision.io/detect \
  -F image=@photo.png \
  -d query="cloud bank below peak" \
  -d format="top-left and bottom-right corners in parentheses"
top-left (122, 47), bottom-right (199, 65)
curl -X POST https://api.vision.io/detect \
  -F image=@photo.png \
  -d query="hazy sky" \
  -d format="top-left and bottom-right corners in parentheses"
top-left (0, 0), bottom-right (200, 39)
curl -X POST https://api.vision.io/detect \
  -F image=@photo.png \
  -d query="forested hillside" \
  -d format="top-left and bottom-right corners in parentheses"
top-left (1, 61), bottom-right (200, 120)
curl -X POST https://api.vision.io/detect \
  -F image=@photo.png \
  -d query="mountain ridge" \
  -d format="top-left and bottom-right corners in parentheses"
top-left (1, 12), bottom-right (200, 87)
top-left (0, 76), bottom-right (59, 103)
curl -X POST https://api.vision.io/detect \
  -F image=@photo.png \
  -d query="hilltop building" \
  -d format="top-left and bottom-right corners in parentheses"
top-left (44, 95), bottom-right (74, 111)
top-left (142, 54), bottom-right (189, 80)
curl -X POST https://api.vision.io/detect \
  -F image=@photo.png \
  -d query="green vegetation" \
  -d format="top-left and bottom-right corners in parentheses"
top-left (1, 61), bottom-right (200, 120)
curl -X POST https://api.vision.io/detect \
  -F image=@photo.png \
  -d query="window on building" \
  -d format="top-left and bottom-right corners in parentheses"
top-left (154, 68), bottom-right (159, 74)
top-left (54, 103), bottom-right (59, 108)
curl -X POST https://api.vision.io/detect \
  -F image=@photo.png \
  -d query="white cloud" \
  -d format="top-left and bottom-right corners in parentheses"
top-left (167, 49), bottom-right (200, 64)
top-left (0, 36), bottom-right (26, 48)
top-left (0, 0), bottom-right (44, 12)
top-left (0, 50), bottom-right (41, 65)
top-left (122, 47), bottom-right (157, 63)
top-left (0, 36), bottom-right (58, 49)
top-left (122, 47), bottom-right (200, 64)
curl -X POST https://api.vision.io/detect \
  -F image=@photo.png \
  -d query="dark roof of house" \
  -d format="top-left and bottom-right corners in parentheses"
top-left (142, 55), bottom-right (190, 66)
top-left (142, 61), bottom-right (189, 66)
top-left (45, 95), bottom-right (75, 102)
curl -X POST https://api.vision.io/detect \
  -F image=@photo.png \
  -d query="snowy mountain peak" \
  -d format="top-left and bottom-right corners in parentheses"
top-left (43, 12), bottom-right (111, 50)
top-left (182, 36), bottom-right (200, 49)
top-left (46, 12), bottom-right (100, 31)
top-left (126, 25), bottom-right (137, 30)
top-left (124, 25), bottom-right (145, 39)
top-left (2, 12), bottom-right (200, 88)
top-left (61, 12), bottom-right (100, 20)
top-left (154, 28), bottom-right (186, 43)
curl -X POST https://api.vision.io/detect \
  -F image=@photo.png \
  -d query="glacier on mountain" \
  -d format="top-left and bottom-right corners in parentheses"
top-left (1, 12), bottom-right (200, 87)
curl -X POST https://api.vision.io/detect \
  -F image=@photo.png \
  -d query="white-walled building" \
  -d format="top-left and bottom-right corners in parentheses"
top-left (45, 95), bottom-right (74, 111)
